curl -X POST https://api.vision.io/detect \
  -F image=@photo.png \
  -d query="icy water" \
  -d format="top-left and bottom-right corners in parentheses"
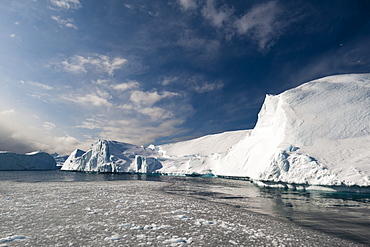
top-left (0, 171), bottom-right (369, 246)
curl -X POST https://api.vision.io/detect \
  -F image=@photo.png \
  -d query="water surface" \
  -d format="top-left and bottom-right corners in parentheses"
top-left (0, 170), bottom-right (369, 246)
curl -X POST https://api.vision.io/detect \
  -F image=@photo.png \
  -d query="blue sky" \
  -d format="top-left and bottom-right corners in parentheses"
top-left (0, 0), bottom-right (369, 154)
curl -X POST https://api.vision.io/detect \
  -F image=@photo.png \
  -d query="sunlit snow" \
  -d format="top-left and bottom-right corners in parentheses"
top-left (61, 74), bottom-right (370, 189)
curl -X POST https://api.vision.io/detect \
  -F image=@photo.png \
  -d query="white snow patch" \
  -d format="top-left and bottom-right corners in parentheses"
top-left (104, 234), bottom-right (122, 241)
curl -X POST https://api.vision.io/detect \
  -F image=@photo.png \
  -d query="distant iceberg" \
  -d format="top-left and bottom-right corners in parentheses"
top-left (0, 151), bottom-right (57, 170)
top-left (62, 73), bottom-right (370, 188)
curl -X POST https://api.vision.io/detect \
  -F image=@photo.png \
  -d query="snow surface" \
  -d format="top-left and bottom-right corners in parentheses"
top-left (62, 74), bottom-right (370, 187)
top-left (0, 151), bottom-right (57, 170)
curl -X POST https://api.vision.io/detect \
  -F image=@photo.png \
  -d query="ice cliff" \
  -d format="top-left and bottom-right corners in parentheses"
top-left (62, 74), bottom-right (370, 187)
top-left (0, 151), bottom-right (57, 170)
top-left (61, 140), bottom-right (161, 173)
top-left (215, 73), bottom-right (370, 186)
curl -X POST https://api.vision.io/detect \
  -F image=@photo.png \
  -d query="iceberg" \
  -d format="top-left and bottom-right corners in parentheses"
top-left (215, 73), bottom-right (370, 186)
top-left (0, 151), bottom-right (57, 170)
top-left (62, 74), bottom-right (370, 188)
top-left (61, 140), bottom-right (161, 173)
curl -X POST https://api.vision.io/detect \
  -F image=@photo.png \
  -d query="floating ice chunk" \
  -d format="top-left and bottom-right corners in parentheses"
top-left (118, 223), bottom-right (133, 227)
top-left (136, 234), bottom-right (147, 239)
top-left (104, 235), bottom-right (122, 241)
top-left (174, 215), bottom-right (190, 220)
top-left (163, 237), bottom-right (187, 244)
top-left (130, 226), bottom-right (143, 230)
top-left (0, 235), bottom-right (27, 243)
top-left (195, 219), bottom-right (214, 225)
top-left (228, 240), bottom-right (238, 245)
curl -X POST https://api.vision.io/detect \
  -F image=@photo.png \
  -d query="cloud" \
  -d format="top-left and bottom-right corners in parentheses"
top-left (178, 32), bottom-right (221, 55)
top-left (0, 108), bottom-right (82, 154)
top-left (64, 92), bottom-right (112, 107)
top-left (138, 107), bottom-right (174, 121)
top-left (234, 1), bottom-right (284, 50)
top-left (42, 121), bottom-right (56, 130)
top-left (111, 81), bottom-right (139, 91)
top-left (59, 54), bottom-right (128, 75)
top-left (75, 113), bottom-right (185, 146)
top-left (176, 75), bottom-right (224, 93)
top-left (22, 80), bottom-right (53, 90)
top-left (178, 0), bottom-right (197, 10)
top-left (130, 90), bottom-right (179, 106)
top-left (161, 77), bottom-right (179, 86)
top-left (50, 0), bottom-right (82, 10)
top-left (0, 109), bottom-right (16, 115)
top-left (51, 15), bottom-right (78, 30)
top-left (92, 79), bottom-right (109, 85)
top-left (97, 118), bottom-right (185, 146)
top-left (202, 0), bottom-right (233, 28)
top-left (77, 118), bottom-right (105, 130)
top-left (192, 81), bottom-right (224, 93)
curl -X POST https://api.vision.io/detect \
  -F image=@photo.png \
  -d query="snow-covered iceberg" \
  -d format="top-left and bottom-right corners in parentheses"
top-left (61, 140), bottom-right (162, 173)
top-left (0, 151), bottom-right (57, 170)
top-left (215, 73), bottom-right (370, 187)
top-left (62, 74), bottom-right (370, 188)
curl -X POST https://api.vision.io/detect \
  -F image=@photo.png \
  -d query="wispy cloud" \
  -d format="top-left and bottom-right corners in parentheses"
top-left (50, 0), bottom-right (82, 10)
top-left (58, 54), bottom-right (128, 75)
top-left (234, 1), bottom-right (283, 50)
top-left (178, 0), bottom-right (197, 10)
top-left (202, 0), bottom-right (233, 28)
top-left (166, 75), bottom-right (224, 93)
top-left (160, 77), bottom-right (179, 86)
top-left (97, 118), bottom-right (185, 146)
top-left (111, 81), bottom-right (139, 91)
top-left (178, 31), bottom-right (221, 58)
top-left (51, 15), bottom-right (78, 30)
top-left (21, 80), bottom-right (53, 90)
top-left (177, 0), bottom-right (289, 51)
top-left (138, 107), bottom-right (174, 121)
top-left (192, 80), bottom-right (223, 93)
top-left (63, 92), bottom-right (112, 107)
top-left (130, 90), bottom-right (179, 106)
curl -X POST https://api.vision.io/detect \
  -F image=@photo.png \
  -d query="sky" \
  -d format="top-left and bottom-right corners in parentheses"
top-left (0, 0), bottom-right (369, 154)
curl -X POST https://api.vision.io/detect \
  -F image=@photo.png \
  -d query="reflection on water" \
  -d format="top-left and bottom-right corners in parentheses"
top-left (0, 170), bottom-right (164, 183)
top-left (163, 176), bottom-right (370, 245)
top-left (1, 170), bottom-right (369, 245)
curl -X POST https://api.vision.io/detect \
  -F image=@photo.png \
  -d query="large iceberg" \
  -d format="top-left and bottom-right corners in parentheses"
top-left (62, 74), bottom-right (370, 187)
top-left (0, 151), bottom-right (57, 170)
top-left (214, 73), bottom-right (370, 186)
top-left (61, 140), bottom-right (162, 173)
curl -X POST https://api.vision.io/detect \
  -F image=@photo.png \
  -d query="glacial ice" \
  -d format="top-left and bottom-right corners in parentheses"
top-left (0, 151), bottom-right (57, 170)
top-left (61, 140), bottom-right (161, 173)
top-left (62, 74), bottom-right (370, 188)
